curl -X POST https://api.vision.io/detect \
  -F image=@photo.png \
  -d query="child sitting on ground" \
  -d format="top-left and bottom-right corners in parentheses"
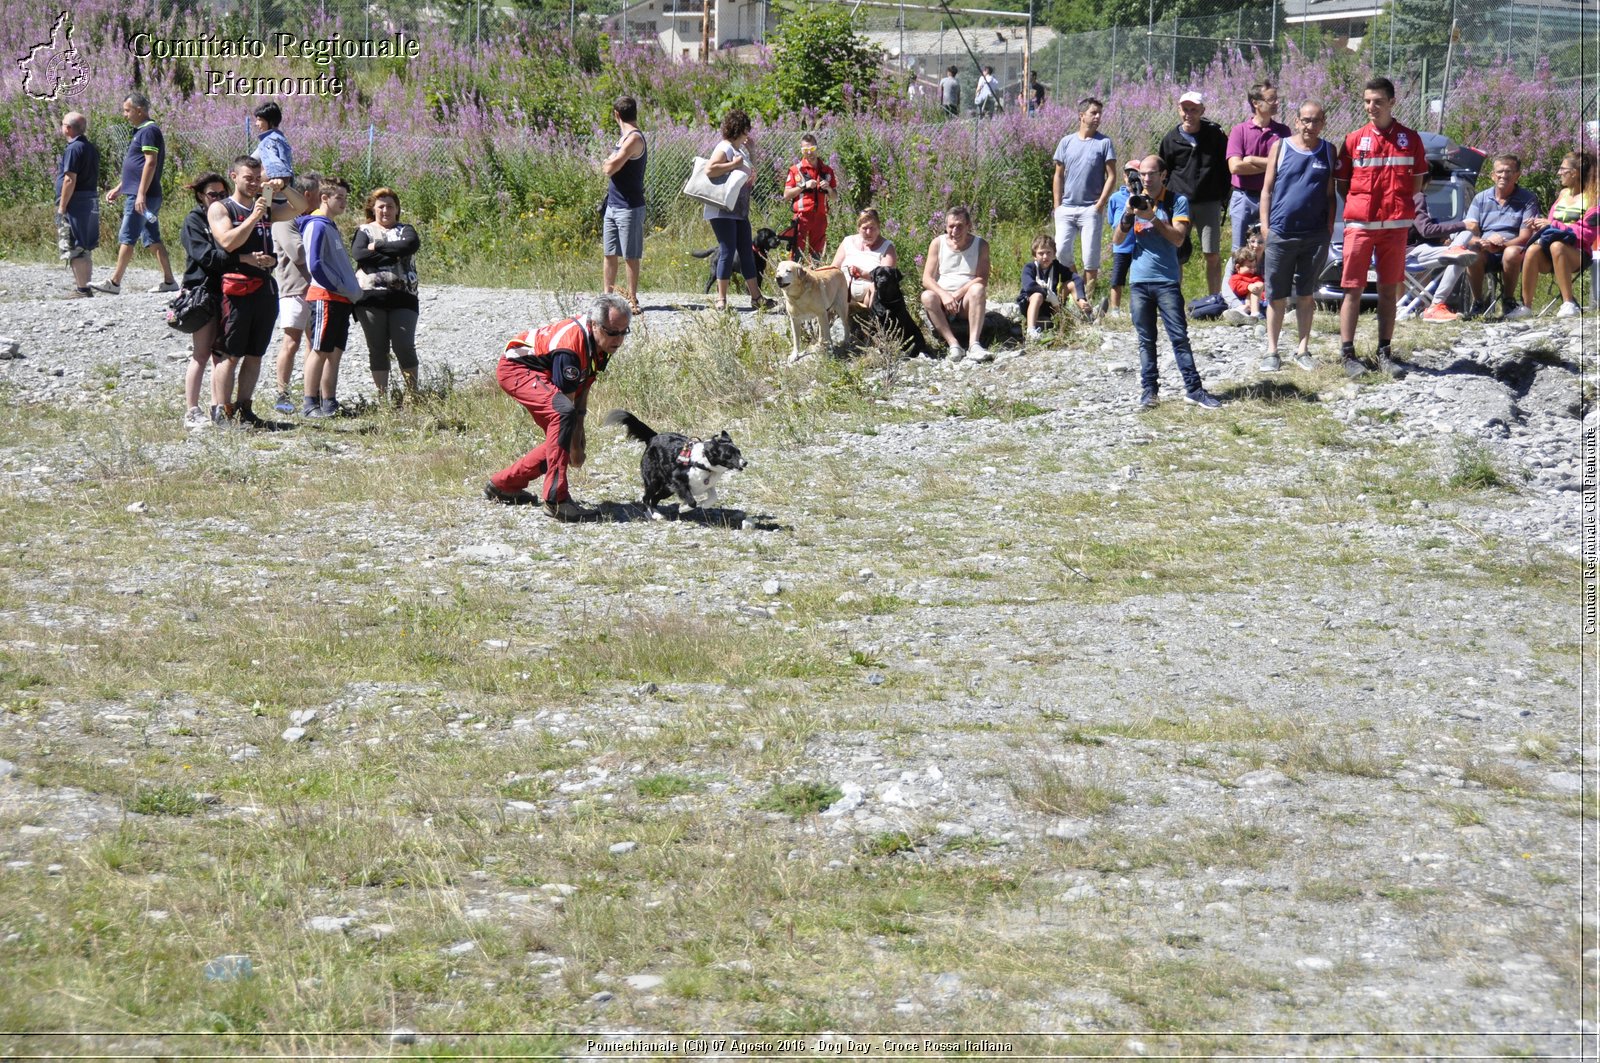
top-left (1227, 240), bottom-right (1266, 319)
top-left (1018, 233), bottom-right (1089, 341)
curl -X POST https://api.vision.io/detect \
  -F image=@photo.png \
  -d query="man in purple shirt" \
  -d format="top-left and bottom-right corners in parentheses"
top-left (1225, 81), bottom-right (1291, 255)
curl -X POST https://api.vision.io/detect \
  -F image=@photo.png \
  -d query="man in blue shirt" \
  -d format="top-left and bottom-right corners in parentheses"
top-left (93, 92), bottom-right (177, 294)
top-left (1114, 155), bottom-right (1221, 410)
top-left (1421, 154), bottom-right (1540, 320)
top-left (55, 111), bottom-right (99, 299)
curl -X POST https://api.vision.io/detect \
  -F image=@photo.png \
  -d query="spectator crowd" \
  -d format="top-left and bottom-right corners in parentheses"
top-left (50, 78), bottom-right (1598, 426)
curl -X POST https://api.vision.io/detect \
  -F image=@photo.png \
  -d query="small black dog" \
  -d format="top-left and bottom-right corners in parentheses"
top-left (691, 223), bottom-right (799, 294)
top-left (866, 265), bottom-right (936, 357)
top-left (603, 410), bottom-right (747, 516)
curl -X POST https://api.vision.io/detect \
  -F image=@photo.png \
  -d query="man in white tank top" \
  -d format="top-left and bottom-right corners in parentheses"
top-left (919, 207), bottom-right (992, 362)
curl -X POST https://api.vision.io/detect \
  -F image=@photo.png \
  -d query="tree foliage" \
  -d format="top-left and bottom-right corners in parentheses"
top-left (765, 4), bottom-right (888, 117)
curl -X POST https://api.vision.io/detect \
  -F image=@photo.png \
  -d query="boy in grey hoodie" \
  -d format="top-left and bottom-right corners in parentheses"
top-left (299, 177), bottom-right (362, 418)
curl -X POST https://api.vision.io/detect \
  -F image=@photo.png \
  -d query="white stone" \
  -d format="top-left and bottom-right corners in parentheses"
top-left (609, 841), bottom-right (638, 854)
top-left (1546, 772), bottom-right (1586, 794)
top-left (1295, 956), bottom-right (1335, 971)
top-left (304, 915), bottom-right (355, 933)
top-left (125, 501), bottom-right (148, 513)
top-left (821, 783), bottom-right (865, 817)
top-left (1236, 768), bottom-right (1291, 788)
top-left (1060, 883), bottom-right (1099, 902)
top-left (443, 941), bottom-right (476, 956)
top-left (455, 543), bottom-right (517, 563)
top-left (624, 974), bottom-right (664, 991)
top-left (280, 726), bottom-right (307, 743)
top-left (389, 1029), bottom-right (417, 1046)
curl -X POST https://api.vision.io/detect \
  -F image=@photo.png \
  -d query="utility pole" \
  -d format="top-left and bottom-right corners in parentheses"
top-left (700, 0), bottom-right (712, 60)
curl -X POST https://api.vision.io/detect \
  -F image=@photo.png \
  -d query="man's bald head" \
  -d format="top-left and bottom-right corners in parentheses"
top-left (62, 112), bottom-right (86, 135)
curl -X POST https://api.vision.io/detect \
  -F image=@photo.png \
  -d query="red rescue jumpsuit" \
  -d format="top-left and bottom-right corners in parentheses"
top-left (488, 316), bottom-right (609, 504)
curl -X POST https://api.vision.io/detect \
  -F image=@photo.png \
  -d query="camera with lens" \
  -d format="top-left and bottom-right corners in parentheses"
top-left (1127, 172), bottom-right (1152, 213)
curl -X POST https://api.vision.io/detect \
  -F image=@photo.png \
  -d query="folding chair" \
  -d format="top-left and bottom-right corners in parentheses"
top-left (1397, 245), bottom-right (1478, 318)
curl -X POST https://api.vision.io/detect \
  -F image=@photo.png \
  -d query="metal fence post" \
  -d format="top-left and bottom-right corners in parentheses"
top-left (366, 124), bottom-right (375, 182)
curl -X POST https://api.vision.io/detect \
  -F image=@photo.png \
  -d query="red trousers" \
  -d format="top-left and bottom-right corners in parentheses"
top-left (795, 211), bottom-right (828, 257)
top-left (489, 359), bottom-right (583, 503)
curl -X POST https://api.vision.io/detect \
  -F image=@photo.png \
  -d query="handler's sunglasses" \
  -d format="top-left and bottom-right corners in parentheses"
top-left (598, 324), bottom-right (631, 337)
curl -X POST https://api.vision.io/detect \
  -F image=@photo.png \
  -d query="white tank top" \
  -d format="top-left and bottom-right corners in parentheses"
top-left (839, 234), bottom-right (893, 277)
top-left (937, 234), bottom-right (983, 290)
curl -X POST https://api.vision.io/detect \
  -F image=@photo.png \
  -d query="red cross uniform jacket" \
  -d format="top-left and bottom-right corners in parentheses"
top-left (502, 315), bottom-right (609, 395)
top-left (1335, 120), bottom-right (1428, 230)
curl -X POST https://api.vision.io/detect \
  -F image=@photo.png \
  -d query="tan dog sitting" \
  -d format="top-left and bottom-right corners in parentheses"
top-left (774, 260), bottom-right (850, 362)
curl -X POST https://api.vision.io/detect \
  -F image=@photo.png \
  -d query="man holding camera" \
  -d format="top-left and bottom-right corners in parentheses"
top-left (1115, 155), bottom-right (1221, 411)
top-left (208, 155), bottom-right (306, 427)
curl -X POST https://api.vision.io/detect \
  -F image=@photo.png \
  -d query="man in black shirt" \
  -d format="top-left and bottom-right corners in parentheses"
top-left (1158, 90), bottom-right (1230, 295)
top-left (56, 112), bottom-right (99, 298)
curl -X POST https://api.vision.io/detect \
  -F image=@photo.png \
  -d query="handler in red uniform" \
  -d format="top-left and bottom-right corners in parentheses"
top-left (1335, 75), bottom-right (1428, 378)
top-left (484, 293), bottom-right (632, 521)
top-left (783, 133), bottom-right (836, 262)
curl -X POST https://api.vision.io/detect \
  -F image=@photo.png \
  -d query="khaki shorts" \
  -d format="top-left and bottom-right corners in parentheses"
top-left (277, 294), bottom-right (311, 331)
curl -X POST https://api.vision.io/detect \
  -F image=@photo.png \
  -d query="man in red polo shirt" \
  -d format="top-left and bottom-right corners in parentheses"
top-left (1335, 75), bottom-right (1428, 378)
top-left (484, 293), bottom-right (632, 521)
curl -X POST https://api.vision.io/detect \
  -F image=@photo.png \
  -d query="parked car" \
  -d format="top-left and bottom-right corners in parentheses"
top-left (1314, 132), bottom-right (1487, 305)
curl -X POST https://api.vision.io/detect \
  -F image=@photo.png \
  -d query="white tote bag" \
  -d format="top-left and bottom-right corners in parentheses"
top-left (682, 155), bottom-right (749, 211)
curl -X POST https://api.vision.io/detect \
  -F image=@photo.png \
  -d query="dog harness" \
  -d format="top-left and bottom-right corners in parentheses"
top-left (676, 441), bottom-right (712, 473)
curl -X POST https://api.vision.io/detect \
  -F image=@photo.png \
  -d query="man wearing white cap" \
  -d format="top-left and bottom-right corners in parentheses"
top-left (1159, 90), bottom-right (1230, 296)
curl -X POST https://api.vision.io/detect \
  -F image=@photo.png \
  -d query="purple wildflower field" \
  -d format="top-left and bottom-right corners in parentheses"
top-left (3, 1), bottom-right (1592, 273)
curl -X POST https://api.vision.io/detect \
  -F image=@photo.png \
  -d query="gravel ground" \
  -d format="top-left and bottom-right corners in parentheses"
top-left (0, 259), bottom-right (1594, 1056)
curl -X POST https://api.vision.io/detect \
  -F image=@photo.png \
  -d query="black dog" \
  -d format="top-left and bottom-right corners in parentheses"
top-left (866, 265), bottom-right (935, 357)
top-left (602, 410), bottom-right (747, 516)
top-left (691, 223), bottom-right (799, 294)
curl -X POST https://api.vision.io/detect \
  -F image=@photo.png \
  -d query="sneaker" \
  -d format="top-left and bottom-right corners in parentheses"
top-left (1503, 303), bottom-right (1532, 321)
top-left (91, 278), bottom-right (121, 295)
top-left (484, 481), bottom-right (535, 506)
top-left (1421, 302), bottom-right (1460, 323)
top-left (1342, 356), bottom-right (1368, 378)
top-left (967, 342), bottom-right (994, 363)
top-left (302, 395), bottom-right (321, 417)
top-left (1222, 307), bottom-right (1251, 326)
top-left (1138, 387), bottom-right (1159, 410)
top-left (149, 280), bottom-right (180, 293)
top-left (543, 499), bottom-right (586, 523)
top-left (183, 405), bottom-right (210, 430)
top-left (1557, 301), bottom-right (1582, 319)
top-left (1026, 326), bottom-right (1043, 343)
top-left (209, 404), bottom-right (230, 427)
top-left (1259, 352), bottom-right (1282, 373)
top-left (1293, 350), bottom-right (1317, 372)
top-left (1183, 388), bottom-right (1222, 410)
top-left (750, 295), bottom-right (776, 312)
top-left (273, 392), bottom-right (296, 415)
top-left (1103, 307), bottom-right (1124, 321)
top-left (947, 345), bottom-right (967, 363)
top-left (67, 287), bottom-right (93, 299)
top-left (1376, 352), bottom-right (1409, 379)
top-left (306, 398), bottom-right (340, 419)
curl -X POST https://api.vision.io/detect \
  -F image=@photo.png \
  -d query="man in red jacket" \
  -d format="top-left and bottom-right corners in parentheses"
top-left (484, 293), bottom-right (633, 521)
top-left (1335, 76), bottom-right (1428, 378)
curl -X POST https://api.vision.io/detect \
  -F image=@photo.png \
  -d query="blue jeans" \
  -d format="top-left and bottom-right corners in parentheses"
top-left (1229, 188), bottom-right (1261, 252)
top-left (1130, 280), bottom-right (1203, 394)
top-left (708, 216), bottom-right (755, 281)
